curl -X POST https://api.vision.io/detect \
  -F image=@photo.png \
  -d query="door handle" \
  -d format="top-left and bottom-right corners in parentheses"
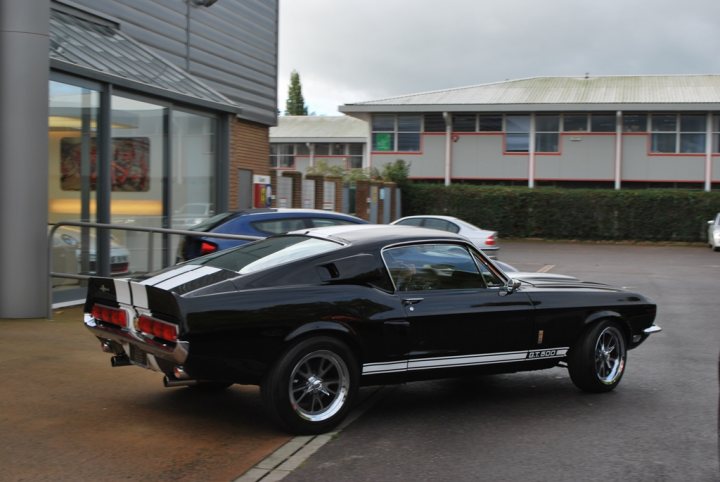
top-left (402, 297), bottom-right (424, 306)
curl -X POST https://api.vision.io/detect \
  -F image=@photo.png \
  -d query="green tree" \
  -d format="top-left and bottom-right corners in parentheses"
top-left (284, 70), bottom-right (308, 115)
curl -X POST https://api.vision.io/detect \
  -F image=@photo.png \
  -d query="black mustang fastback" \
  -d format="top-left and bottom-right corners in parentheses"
top-left (84, 225), bottom-right (660, 434)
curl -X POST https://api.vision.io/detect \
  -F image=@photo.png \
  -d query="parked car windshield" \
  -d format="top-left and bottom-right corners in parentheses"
top-left (189, 235), bottom-right (343, 274)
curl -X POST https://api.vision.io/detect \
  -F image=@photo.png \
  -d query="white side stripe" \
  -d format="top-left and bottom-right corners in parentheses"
top-left (362, 348), bottom-right (569, 376)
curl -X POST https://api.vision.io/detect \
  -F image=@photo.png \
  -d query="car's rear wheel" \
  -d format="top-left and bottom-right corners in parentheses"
top-left (568, 320), bottom-right (627, 393)
top-left (262, 336), bottom-right (358, 434)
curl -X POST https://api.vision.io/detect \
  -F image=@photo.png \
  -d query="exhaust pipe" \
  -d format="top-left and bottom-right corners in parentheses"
top-left (111, 355), bottom-right (131, 367)
top-left (163, 375), bottom-right (199, 388)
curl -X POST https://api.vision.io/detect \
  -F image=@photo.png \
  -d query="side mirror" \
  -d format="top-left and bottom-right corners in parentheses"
top-left (500, 278), bottom-right (522, 295)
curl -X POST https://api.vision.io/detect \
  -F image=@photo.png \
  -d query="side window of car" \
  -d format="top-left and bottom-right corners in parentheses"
top-left (383, 244), bottom-right (486, 292)
top-left (396, 218), bottom-right (423, 227)
top-left (422, 218), bottom-right (459, 234)
top-left (471, 252), bottom-right (505, 288)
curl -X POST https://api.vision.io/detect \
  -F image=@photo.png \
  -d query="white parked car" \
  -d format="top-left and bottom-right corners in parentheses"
top-left (52, 226), bottom-right (130, 275)
top-left (391, 215), bottom-right (498, 257)
top-left (708, 213), bottom-right (720, 251)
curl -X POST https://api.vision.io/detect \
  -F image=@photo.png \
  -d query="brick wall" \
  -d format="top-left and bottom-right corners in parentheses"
top-left (229, 117), bottom-right (270, 209)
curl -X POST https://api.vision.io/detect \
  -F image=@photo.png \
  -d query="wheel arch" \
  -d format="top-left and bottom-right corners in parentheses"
top-left (283, 321), bottom-right (364, 366)
top-left (581, 310), bottom-right (631, 344)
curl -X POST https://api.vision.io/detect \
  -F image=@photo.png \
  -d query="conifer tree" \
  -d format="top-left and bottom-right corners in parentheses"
top-left (284, 70), bottom-right (308, 116)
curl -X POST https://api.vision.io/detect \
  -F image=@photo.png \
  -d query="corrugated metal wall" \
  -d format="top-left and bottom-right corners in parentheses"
top-left (69, 0), bottom-right (278, 126)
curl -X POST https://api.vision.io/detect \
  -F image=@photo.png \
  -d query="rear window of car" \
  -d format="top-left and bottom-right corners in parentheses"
top-left (251, 218), bottom-right (307, 234)
top-left (191, 235), bottom-right (343, 274)
top-left (189, 212), bottom-right (235, 232)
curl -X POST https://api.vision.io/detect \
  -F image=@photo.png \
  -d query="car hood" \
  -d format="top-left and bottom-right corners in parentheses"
top-left (514, 276), bottom-right (624, 292)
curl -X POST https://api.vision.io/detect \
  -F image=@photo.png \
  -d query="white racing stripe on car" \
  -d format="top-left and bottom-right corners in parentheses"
top-left (154, 266), bottom-right (222, 291)
top-left (113, 279), bottom-right (132, 305)
top-left (362, 347), bottom-right (569, 375)
top-left (140, 264), bottom-right (200, 286)
top-left (130, 282), bottom-right (149, 309)
top-left (362, 361), bottom-right (408, 375)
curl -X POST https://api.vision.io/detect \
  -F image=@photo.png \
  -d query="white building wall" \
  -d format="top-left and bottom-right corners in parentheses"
top-left (621, 135), bottom-right (706, 182)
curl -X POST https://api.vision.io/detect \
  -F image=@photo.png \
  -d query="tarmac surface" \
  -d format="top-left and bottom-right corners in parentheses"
top-left (0, 306), bottom-right (291, 482)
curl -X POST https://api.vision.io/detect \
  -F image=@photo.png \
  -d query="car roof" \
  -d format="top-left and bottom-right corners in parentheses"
top-left (290, 224), bottom-right (467, 245)
top-left (228, 208), bottom-right (361, 218)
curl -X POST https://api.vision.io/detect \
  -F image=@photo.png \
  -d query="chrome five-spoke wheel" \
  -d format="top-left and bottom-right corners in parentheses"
top-left (262, 336), bottom-right (358, 434)
top-left (290, 349), bottom-right (351, 422)
top-left (594, 326), bottom-right (625, 385)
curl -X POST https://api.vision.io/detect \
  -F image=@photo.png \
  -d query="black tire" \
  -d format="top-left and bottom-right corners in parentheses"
top-left (261, 336), bottom-right (358, 434)
top-left (568, 320), bottom-right (627, 393)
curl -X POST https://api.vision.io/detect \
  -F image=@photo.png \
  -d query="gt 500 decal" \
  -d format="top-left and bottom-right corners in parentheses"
top-left (527, 348), bottom-right (568, 359)
top-left (363, 347), bottom-right (569, 375)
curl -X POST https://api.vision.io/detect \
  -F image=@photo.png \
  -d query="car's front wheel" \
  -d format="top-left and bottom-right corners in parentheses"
top-left (262, 336), bottom-right (358, 434)
top-left (568, 320), bottom-right (627, 392)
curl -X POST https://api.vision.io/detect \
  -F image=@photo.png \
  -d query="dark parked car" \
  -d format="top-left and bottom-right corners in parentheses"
top-left (176, 208), bottom-right (367, 261)
top-left (84, 225), bottom-right (660, 434)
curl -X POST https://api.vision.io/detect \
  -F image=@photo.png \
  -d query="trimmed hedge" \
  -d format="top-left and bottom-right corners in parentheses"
top-left (402, 184), bottom-right (720, 242)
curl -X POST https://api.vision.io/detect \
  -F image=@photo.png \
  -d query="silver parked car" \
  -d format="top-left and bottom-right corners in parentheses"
top-left (391, 215), bottom-right (499, 257)
top-left (708, 213), bottom-right (720, 251)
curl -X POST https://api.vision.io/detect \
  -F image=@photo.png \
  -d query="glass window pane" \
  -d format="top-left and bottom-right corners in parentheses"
top-left (535, 114), bottom-right (559, 132)
top-left (348, 143), bottom-right (363, 155)
top-left (506, 115), bottom-right (530, 132)
top-left (49, 80), bottom-right (100, 282)
top-left (314, 143), bottom-right (330, 155)
top-left (714, 133), bottom-right (720, 153)
top-left (680, 114), bottom-right (705, 132)
top-left (372, 114), bottom-right (394, 131)
top-left (680, 133), bottom-right (705, 153)
top-left (563, 114), bottom-right (588, 131)
top-left (331, 143), bottom-right (345, 155)
top-left (591, 114), bottom-right (616, 132)
top-left (424, 113), bottom-right (446, 132)
top-left (397, 133), bottom-right (420, 151)
top-left (295, 143), bottom-right (309, 155)
top-left (651, 114), bottom-right (676, 132)
top-left (506, 133), bottom-right (529, 152)
top-left (172, 110), bottom-right (217, 229)
top-left (535, 133), bottom-right (559, 152)
top-left (651, 133), bottom-right (676, 153)
top-left (623, 113), bottom-right (647, 132)
top-left (478, 115), bottom-right (502, 131)
top-left (397, 115), bottom-right (421, 132)
top-left (453, 114), bottom-right (476, 132)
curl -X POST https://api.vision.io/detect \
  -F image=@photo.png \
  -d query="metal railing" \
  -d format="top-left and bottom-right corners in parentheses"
top-left (48, 220), bottom-right (262, 318)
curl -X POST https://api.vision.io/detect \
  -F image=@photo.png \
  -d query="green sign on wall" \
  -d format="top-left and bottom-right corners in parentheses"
top-left (373, 133), bottom-right (393, 151)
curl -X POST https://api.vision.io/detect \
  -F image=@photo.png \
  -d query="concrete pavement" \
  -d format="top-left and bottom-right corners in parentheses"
top-left (0, 306), bottom-right (291, 482)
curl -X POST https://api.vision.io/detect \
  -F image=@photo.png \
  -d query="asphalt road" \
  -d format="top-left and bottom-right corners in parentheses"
top-left (282, 241), bottom-right (720, 482)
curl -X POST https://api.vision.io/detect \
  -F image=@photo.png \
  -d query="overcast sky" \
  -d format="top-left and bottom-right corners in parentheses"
top-left (277, 0), bottom-right (720, 115)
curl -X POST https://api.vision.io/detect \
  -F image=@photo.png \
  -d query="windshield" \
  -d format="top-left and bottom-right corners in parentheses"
top-left (189, 235), bottom-right (343, 274)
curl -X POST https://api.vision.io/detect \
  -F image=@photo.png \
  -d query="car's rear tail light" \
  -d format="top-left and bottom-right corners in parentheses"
top-left (91, 304), bottom-right (128, 328)
top-left (136, 315), bottom-right (178, 342)
top-left (485, 233), bottom-right (497, 246)
top-left (200, 241), bottom-right (218, 256)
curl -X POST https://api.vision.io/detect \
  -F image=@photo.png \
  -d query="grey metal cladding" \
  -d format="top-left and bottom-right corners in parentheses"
top-left (50, 9), bottom-right (238, 113)
top-left (64, 0), bottom-right (279, 126)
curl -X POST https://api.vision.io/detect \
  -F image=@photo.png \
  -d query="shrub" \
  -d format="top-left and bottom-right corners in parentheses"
top-left (402, 184), bottom-right (720, 242)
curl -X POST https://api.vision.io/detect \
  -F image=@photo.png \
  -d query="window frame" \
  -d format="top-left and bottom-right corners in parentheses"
top-left (371, 114), bottom-right (422, 153)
